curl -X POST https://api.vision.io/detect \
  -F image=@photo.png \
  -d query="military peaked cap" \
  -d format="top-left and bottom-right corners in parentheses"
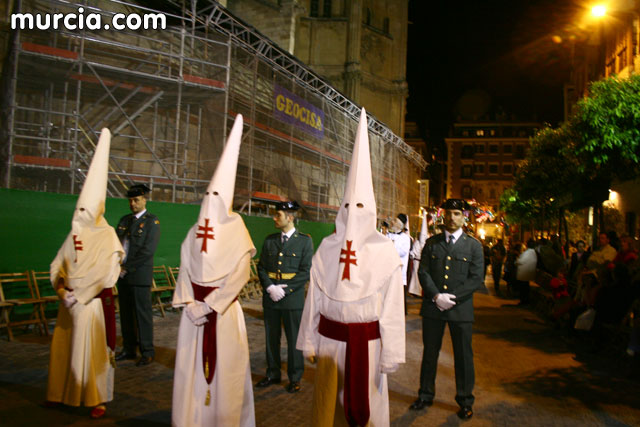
top-left (126, 184), bottom-right (151, 198)
top-left (275, 200), bottom-right (301, 211)
top-left (440, 198), bottom-right (471, 211)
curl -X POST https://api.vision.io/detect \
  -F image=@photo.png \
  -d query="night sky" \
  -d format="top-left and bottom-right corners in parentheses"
top-left (406, 0), bottom-right (589, 154)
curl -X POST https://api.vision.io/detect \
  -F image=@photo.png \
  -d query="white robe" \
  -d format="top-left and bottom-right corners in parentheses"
top-left (46, 251), bottom-right (120, 407)
top-left (296, 266), bottom-right (405, 427)
top-left (172, 252), bottom-right (255, 427)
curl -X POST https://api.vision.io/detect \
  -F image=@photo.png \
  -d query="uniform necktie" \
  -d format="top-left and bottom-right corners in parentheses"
top-left (448, 235), bottom-right (455, 247)
top-left (282, 234), bottom-right (289, 244)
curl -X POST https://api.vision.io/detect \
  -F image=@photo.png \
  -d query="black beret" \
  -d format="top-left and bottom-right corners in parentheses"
top-left (440, 198), bottom-right (470, 211)
top-left (126, 184), bottom-right (151, 198)
top-left (397, 213), bottom-right (408, 225)
top-left (275, 200), bottom-right (301, 211)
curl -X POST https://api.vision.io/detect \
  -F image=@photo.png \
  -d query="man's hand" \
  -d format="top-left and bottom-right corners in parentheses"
top-left (266, 284), bottom-right (288, 302)
top-left (57, 288), bottom-right (77, 309)
top-left (434, 293), bottom-right (456, 311)
top-left (185, 301), bottom-right (213, 326)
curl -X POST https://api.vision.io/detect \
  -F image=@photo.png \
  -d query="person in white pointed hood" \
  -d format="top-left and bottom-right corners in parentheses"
top-left (46, 128), bottom-right (124, 419)
top-left (408, 210), bottom-right (431, 297)
top-left (296, 109), bottom-right (405, 427)
top-left (171, 114), bottom-right (256, 427)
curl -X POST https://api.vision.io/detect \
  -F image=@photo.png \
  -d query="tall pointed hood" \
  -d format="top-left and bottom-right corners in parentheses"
top-left (418, 210), bottom-right (429, 246)
top-left (51, 128), bottom-right (124, 304)
top-left (312, 109), bottom-right (401, 301)
top-left (182, 114), bottom-right (256, 283)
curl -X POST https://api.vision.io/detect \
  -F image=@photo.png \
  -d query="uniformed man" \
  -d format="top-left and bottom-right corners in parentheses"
top-left (256, 201), bottom-right (313, 393)
top-left (410, 198), bottom-right (484, 420)
top-left (115, 184), bottom-right (161, 366)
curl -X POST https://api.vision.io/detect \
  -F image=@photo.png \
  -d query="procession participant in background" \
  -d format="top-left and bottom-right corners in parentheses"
top-left (411, 199), bottom-right (484, 421)
top-left (115, 184), bottom-right (160, 366)
top-left (171, 115), bottom-right (256, 427)
top-left (256, 200), bottom-right (314, 393)
top-left (408, 210), bottom-right (430, 297)
top-left (297, 108), bottom-right (405, 427)
top-left (388, 213), bottom-right (411, 315)
top-left (46, 129), bottom-right (124, 419)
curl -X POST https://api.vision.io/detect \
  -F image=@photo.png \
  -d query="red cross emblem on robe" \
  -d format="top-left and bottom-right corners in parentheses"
top-left (196, 218), bottom-right (215, 253)
top-left (73, 234), bottom-right (83, 263)
top-left (339, 240), bottom-right (357, 281)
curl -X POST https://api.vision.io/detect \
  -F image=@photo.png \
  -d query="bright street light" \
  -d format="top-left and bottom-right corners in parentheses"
top-left (592, 4), bottom-right (607, 18)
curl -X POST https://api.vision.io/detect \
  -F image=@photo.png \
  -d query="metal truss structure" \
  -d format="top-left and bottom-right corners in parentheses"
top-left (2, 0), bottom-right (426, 223)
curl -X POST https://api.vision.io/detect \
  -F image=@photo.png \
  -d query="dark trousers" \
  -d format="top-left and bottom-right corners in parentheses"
top-left (263, 306), bottom-right (304, 382)
top-left (517, 280), bottom-right (530, 303)
top-left (492, 263), bottom-right (503, 292)
top-left (118, 284), bottom-right (154, 357)
top-left (419, 317), bottom-right (475, 408)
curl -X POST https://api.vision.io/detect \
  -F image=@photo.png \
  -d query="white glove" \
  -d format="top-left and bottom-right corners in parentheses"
top-left (185, 301), bottom-right (213, 326)
top-left (434, 293), bottom-right (456, 311)
top-left (266, 284), bottom-right (288, 302)
top-left (57, 288), bottom-right (77, 309)
top-left (119, 268), bottom-right (127, 279)
top-left (380, 363), bottom-right (399, 373)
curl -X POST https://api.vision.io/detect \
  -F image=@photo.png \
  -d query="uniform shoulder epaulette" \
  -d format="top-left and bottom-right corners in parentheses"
top-left (298, 232), bottom-right (312, 238)
top-left (464, 232), bottom-right (481, 243)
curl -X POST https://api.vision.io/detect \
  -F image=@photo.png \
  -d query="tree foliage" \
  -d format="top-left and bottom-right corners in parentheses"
top-left (571, 74), bottom-right (640, 181)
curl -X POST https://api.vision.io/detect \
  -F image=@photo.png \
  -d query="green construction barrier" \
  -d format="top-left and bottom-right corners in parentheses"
top-left (0, 188), bottom-right (334, 274)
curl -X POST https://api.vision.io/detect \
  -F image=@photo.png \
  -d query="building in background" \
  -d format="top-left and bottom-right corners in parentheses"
top-left (224, 0), bottom-right (409, 136)
top-left (0, 0), bottom-right (424, 223)
top-left (444, 121), bottom-right (540, 211)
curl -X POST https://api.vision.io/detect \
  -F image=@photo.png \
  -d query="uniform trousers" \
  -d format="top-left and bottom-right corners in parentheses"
top-left (118, 284), bottom-right (155, 358)
top-left (419, 317), bottom-right (474, 408)
top-left (263, 306), bottom-right (304, 382)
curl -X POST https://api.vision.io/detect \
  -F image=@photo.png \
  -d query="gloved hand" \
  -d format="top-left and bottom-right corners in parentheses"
top-left (57, 288), bottom-right (77, 309)
top-left (185, 301), bottom-right (213, 326)
top-left (434, 293), bottom-right (456, 311)
top-left (380, 363), bottom-right (399, 373)
top-left (266, 284), bottom-right (288, 302)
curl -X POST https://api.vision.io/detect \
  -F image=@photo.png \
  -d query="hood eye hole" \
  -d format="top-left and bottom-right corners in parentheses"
top-left (356, 203), bottom-right (364, 208)
top-left (213, 191), bottom-right (219, 196)
top-left (79, 208), bottom-right (85, 211)
top-left (344, 203), bottom-right (349, 208)
top-left (205, 192), bottom-right (209, 195)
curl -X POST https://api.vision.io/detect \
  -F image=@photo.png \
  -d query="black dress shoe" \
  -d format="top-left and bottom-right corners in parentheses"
top-left (256, 377), bottom-right (281, 388)
top-left (286, 381), bottom-right (301, 393)
top-left (457, 406), bottom-right (473, 420)
top-left (136, 356), bottom-right (153, 366)
top-left (115, 352), bottom-right (136, 361)
top-left (409, 398), bottom-right (433, 410)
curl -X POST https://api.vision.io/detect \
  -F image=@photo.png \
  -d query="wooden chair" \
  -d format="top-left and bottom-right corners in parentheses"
top-left (0, 282), bottom-right (15, 341)
top-left (168, 266), bottom-right (179, 287)
top-left (239, 259), bottom-right (263, 301)
top-left (30, 270), bottom-right (59, 334)
top-left (0, 272), bottom-right (46, 337)
top-left (151, 266), bottom-right (174, 317)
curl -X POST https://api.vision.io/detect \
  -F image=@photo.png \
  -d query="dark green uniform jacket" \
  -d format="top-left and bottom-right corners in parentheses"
top-left (116, 211), bottom-right (161, 287)
top-left (418, 232), bottom-right (484, 322)
top-left (258, 230), bottom-right (314, 310)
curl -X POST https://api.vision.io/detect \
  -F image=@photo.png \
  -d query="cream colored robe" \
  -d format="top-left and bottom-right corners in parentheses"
top-left (296, 266), bottom-right (406, 427)
top-left (46, 247), bottom-right (121, 407)
top-left (171, 252), bottom-right (255, 427)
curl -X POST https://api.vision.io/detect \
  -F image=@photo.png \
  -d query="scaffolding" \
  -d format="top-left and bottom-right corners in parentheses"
top-left (3, 0), bottom-right (426, 223)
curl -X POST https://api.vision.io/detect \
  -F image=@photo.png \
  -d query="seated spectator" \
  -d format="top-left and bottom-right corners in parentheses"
top-left (587, 231), bottom-right (617, 272)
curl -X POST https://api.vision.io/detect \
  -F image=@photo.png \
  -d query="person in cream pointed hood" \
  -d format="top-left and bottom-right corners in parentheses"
top-left (46, 128), bottom-right (124, 419)
top-left (171, 115), bottom-right (256, 427)
top-left (296, 109), bottom-right (405, 427)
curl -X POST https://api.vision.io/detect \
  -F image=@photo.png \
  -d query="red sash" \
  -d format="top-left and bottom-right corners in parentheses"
top-left (319, 314), bottom-right (380, 427)
top-left (98, 288), bottom-right (116, 351)
top-left (192, 283), bottom-right (219, 385)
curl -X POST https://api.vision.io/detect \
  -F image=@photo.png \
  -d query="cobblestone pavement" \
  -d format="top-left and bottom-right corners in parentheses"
top-left (1, 276), bottom-right (640, 426)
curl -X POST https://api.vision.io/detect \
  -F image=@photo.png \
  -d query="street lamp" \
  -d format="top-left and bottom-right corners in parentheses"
top-left (592, 5), bottom-right (607, 18)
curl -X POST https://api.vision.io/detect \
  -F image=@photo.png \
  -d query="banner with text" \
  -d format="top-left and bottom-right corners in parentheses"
top-left (274, 84), bottom-right (324, 139)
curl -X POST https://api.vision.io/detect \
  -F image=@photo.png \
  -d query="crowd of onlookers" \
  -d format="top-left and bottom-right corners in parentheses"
top-left (487, 231), bottom-right (640, 365)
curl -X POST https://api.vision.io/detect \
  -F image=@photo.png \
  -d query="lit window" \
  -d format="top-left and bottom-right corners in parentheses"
top-left (476, 129), bottom-right (485, 136)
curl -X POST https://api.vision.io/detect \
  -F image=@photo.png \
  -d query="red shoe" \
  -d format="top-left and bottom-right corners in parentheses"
top-left (90, 405), bottom-right (106, 419)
